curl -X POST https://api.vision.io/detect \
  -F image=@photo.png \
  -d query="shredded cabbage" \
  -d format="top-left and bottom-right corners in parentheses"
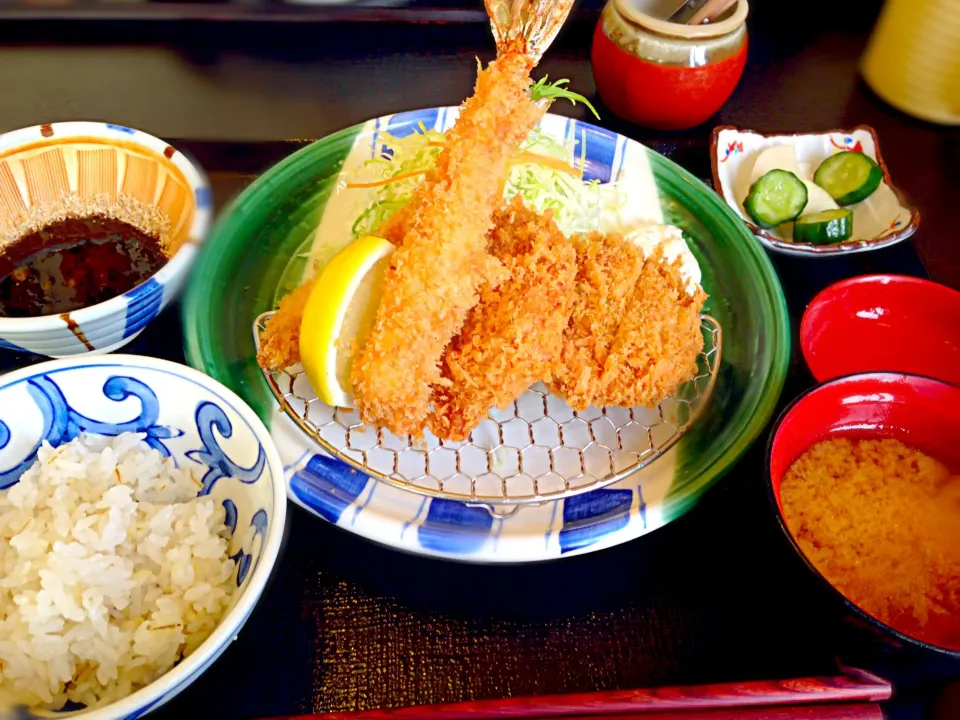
top-left (505, 128), bottom-right (626, 236)
top-left (349, 123), bottom-right (445, 239)
top-left (345, 125), bottom-right (627, 240)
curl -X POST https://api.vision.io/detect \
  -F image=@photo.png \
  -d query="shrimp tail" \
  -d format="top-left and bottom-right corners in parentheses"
top-left (485, 0), bottom-right (577, 61)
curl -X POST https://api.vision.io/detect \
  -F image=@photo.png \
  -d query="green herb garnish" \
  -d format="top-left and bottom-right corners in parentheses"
top-left (530, 76), bottom-right (600, 120)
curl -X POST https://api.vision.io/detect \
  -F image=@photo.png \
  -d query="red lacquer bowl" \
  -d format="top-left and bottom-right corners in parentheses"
top-left (767, 372), bottom-right (960, 661)
top-left (800, 275), bottom-right (960, 386)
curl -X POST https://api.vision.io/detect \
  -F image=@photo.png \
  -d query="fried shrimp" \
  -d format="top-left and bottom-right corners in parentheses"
top-left (350, 56), bottom-right (542, 436)
top-left (596, 248), bottom-right (707, 409)
top-left (428, 198), bottom-right (578, 441)
top-left (549, 232), bottom-right (646, 412)
top-left (350, 0), bottom-right (576, 437)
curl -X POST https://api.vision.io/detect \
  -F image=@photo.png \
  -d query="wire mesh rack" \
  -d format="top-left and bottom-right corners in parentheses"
top-left (255, 312), bottom-right (722, 517)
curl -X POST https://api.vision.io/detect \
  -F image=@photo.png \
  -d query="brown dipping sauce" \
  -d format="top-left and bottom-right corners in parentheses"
top-left (0, 216), bottom-right (167, 318)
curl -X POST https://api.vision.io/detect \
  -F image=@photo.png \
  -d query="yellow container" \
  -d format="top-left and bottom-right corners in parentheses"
top-left (860, 0), bottom-right (960, 125)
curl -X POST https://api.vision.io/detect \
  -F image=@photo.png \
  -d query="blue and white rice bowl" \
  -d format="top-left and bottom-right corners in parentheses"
top-left (0, 355), bottom-right (286, 718)
top-left (0, 122), bottom-right (212, 357)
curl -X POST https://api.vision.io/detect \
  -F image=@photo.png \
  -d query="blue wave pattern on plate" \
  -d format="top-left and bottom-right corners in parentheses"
top-left (417, 499), bottom-right (494, 554)
top-left (372, 107), bottom-right (442, 157)
top-left (568, 120), bottom-right (627, 184)
top-left (289, 453), bottom-right (370, 523)
top-left (558, 488), bottom-right (635, 554)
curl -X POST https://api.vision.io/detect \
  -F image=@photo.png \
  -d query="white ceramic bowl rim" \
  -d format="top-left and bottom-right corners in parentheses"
top-left (0, 354), bottom-right (287, 719)
top-left (0, 122), bottom-right (213, 332)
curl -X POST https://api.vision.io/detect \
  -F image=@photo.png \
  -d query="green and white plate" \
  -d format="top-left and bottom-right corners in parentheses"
top-left (183, 108), bottom-right (789, 562)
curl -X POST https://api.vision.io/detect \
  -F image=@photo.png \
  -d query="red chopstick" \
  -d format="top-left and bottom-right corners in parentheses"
top-left (328, 707), bottom-right (880, 720)
top-left (263, 707), bottom-right (882, 720)
top-left (260, 670), bottom-right (892, 720)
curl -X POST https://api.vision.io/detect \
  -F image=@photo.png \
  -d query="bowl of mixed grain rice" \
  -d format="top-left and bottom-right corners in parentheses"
top-left (767, 372), bottom-right (960, 678)
top-left (0, 355), bottom-right (286, 718)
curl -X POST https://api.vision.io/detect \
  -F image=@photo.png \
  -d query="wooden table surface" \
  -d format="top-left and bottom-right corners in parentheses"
top-left (0, 3), bottom-right (958, 719)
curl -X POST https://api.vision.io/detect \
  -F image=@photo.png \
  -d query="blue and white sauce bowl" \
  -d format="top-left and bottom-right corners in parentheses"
top-left (0, 355), bottom-right (286, 719)
top-left (0, 122), bottom-right (212, 357)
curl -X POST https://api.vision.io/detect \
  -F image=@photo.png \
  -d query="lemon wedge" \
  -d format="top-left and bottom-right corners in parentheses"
top-left (299, 235), bottom-right (395, 408)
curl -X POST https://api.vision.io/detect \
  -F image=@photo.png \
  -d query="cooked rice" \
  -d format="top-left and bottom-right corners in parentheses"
top-left (0, 433), bottom-right (236, 710)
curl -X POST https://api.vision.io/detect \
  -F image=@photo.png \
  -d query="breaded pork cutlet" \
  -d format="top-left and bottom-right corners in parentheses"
top-left (428, 198), bottom-right (578, 441)
top-left (549, 232), bottom-right (646, 412)
top-left (597, 248), bottom-right (707, 409)
top-left (256, 273), bottom-right (318, 372)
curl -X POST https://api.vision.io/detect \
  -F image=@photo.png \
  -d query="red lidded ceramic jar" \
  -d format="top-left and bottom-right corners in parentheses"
top-left (592, 0), bottom-right (749, 130)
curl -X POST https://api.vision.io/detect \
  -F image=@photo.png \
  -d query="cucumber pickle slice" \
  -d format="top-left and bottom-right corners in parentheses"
top-left (794, 208), bottom-right (854, 245)
top-left (743, 169), bottom-right (808, 229)
top-left (813, 151), bottom-right (883, 206)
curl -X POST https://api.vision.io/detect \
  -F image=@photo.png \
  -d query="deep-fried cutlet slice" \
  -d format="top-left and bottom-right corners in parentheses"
top-left (549, 232), bottom-right (646, 412)
top-left (596, 248), bottom-right (707, 409)
top-left (428, 199), bottom-right (578, 441)
top-left (256, 275), bottom-right (318, 373)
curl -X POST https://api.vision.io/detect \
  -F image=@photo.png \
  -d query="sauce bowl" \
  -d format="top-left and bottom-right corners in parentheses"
top-left (0, 122), bottom-right (212, 357)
